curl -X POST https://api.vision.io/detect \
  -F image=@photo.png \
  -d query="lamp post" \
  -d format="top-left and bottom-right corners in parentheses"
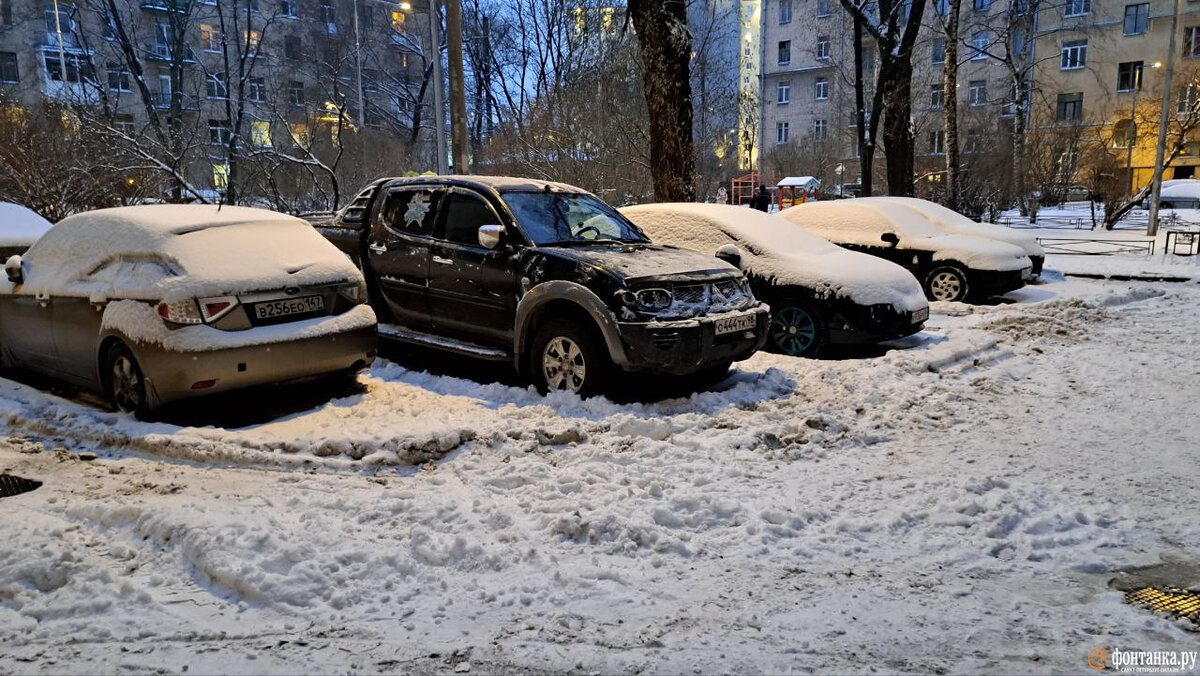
top-left (427, 0), bottom-right (447, 173)
top-left (51, 0), bottom-right (69, 86)
top-left (1148, 0), bottom-right (1183, 236)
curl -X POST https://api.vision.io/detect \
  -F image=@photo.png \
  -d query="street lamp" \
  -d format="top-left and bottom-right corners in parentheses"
top-left (1148, 0), bottom-right (1184, 236)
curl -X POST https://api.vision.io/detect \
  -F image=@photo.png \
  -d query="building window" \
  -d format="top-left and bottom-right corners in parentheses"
top-left (1124, 3), bottom-right (1148, 35)
top-left (392, 10), bottom-right (406, 35)
top-left (932, 38), bottom-right (945, 64)
top-left (778, 40), bottom-right (791, 66)
top-left (209, 119), bottom-right (231, 145)
top-left (243, 30), bottom-right (261, 55)
top-left (288, 80), bottom-right (304, 106)
top-left (289, 122), bottom-right (310, 148)
top-left (248, 76), bottom-right (266, 102)
top-left (968, 80), bottom-right (987, 106)
top-left (320, 0), bottom-right (337, 33)
top-left (814, 119), bottom-right (827, 138)
top-left (815, 77), bottom-right (828, 100)
top-left (283, 35), bottom-right (302, 60)
top-left (206, 72), bottom-right (228, 99)
top-left (1065, 0), bottom-right (1090, 16)
top-left (200, 23), bottom-right (220, 51)
top-left (1113, 119), bottom-right (1136, 148)
top-left (777, 80), bottom-right (790, 103)
top-left (0, 52), bottom-right (17, 84)
top-left (780, 0), bottom-right (792, 23)
top-left (44, 2), bottom-right (80, 48)
top-left (212, 163), bottom-right (229, 191)
top-left (1061, 39), bottom-right (1087, 69)
top-left (971, 32), bottom-right (988, 60)
top-left (1118, 61), bottom-right (1143, 92)
top-left (930, 130), bottom-right (945, 155)
top-left (43, 53), bottom-right (92, 84)
top-left (107, 61), bottom-right (130, 91)
top-left (1178, 84), bottom-right (1199, 114)
top-left (113, 114), bottom-right (135, 135)
top-left (930, 83), bottom-right (944, 109)
top-left (817, 0), bottom-right (831, 17)
top-left (973, 0), bottom-right (991, 9)
top-left (776, 121), bottom-right (789, 144)
top-left (1186, 27), bottom-right (1200, 58)
top-left (0, 0), bottom-right (11, 26)
top-left (250, 120), bottom-right (271, 147)
top-left (1056, 92), bottom-right (1083, 122)
top-left (280, 0), bottom-right (298, 17)
top-left (817, 36), bottom-right (830, 60)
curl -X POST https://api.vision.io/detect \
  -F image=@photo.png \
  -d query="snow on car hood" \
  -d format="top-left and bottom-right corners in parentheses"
top-left (779, 200), bottom-right (1031, 272)
top-left (537, 241), bottom-right (741, 283)
top-left (857, 197), bottom-right (1045, 258)
top-left (621, 203), bottom-right (928, 312)
top-left (9, 205), bottom-right (362, 302)
top-left (0, 202), bottom-right (52, 247)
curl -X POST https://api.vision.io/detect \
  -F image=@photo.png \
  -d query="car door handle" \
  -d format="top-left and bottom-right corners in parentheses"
top-left (368, 242), bottom-right (387, 255)
top-left (432, 255), bottom-right (453, 266)
top-left (35, 293), bottom-right (50, 307)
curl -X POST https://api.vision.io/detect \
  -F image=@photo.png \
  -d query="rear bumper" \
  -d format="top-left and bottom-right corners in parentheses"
top-left (136, 325), bottom-right (377, 408)
top-left (616, 305), bottom-right (770, 375)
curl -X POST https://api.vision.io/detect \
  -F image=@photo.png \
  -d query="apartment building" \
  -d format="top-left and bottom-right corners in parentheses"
top-left (0, 0), bottom-right (429, 198)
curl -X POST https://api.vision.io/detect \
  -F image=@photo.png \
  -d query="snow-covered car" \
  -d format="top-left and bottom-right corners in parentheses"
top-left (859, 197), bottom-right (1045, 277)
top-left (779, 199), bottom-right (1032, 303)
top-left (620, 203), bottom-right (929, 357)
top-left (0, 202), bottom-right (53, 260)
top-left (0, 205), bottom-right (377, 416)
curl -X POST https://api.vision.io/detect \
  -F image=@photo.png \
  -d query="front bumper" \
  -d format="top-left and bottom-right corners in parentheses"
top-left (828, 304), bottom-right (927, 345)
top-left (136, 325), bottom-right (377, 408)
top-left (616, 304), bottom-right (770, 375)
top-left (969, 267), bottom-right (1029, 297)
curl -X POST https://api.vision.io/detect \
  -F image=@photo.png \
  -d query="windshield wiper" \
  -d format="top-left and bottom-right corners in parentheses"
top-left (544, 238), bottom-right (638, 246)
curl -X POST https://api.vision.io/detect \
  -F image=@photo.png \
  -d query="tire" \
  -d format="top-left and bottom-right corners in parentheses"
top-left (768, 303), bottom-right (827, 358)
top-left (924, 266), bottom-right (970, 302)
top-left (104, 342), bottom-right (149, 417)
top-left (529, 318), bottom-right (609, 397)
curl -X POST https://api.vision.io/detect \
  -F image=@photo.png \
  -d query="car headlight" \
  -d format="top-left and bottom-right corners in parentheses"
top-left (631, 287), bottom-right (673, 312)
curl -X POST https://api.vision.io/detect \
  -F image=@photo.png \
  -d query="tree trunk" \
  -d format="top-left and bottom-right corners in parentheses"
top-left (879, 58), bottom-right (915, 196)
top-left (853, 16), bottom-right (871, 197)
top-left (943, 0), bottom-right (961, 210)
top-left (629, 0), bottom-right (696, 202)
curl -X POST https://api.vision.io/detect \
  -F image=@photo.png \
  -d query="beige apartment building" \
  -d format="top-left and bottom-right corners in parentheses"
top-left (0, 0), bottom-right (430, 201)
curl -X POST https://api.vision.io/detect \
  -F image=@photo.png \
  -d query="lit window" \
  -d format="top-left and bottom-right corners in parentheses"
top-left (251, 120), bottom-right (271, 147)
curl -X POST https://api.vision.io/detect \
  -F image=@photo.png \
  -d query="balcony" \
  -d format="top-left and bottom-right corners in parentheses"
top-left (140, 0), bottom-right (189, 13)
top-left (145, 43), bottom-right (196, 63)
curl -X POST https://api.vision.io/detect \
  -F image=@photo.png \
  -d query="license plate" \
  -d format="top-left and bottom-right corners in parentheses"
top-left (1021, 267), bottom-right (1033, 280)
top-left (912, 307), bottom-right (930, 323)
top-left (714, 312), bottom-right (757, 336)
top-left (254, 295), bottom-right (325, 320)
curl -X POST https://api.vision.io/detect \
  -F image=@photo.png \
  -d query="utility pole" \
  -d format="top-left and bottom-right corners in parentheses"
top-left (1148, 0), bottom-right (1182, 236)
top-left (353, 0), bottom-right (365, 127)
top-left (445, 0), bottom-right (469, 173)
top-left (427, 0), bottom-right (448, 173)
top-left (51, 0), bottom-right (69, 87)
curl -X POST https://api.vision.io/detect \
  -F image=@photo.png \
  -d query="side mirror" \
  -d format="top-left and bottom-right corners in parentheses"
top-left (5, 255), bottom-right (22, 284)
top-left (880, 232), bottom-right (900, 247)
top-left (478, 224), bottom-right (504, 249)
top-left (715, 244), bottom-right (743, 268)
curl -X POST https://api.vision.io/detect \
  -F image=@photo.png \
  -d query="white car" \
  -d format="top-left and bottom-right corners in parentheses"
top-left (621, 203), bottom-right (929, 357)
top-left (779, 199), bottom-right (1032, 303)
top-left (861, 197), bottom-right (1045, 278)
top-left (0, 202), bottom-right (53, 260)
top-left (0, 205), bottom-right (377, 416)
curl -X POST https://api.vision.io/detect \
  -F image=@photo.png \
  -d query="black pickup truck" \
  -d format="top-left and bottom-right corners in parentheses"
top-left (315, 176), bottom-right (770, 396)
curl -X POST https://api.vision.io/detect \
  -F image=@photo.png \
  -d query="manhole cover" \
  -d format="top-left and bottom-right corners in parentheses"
top-left (0, 474), bottom-right (42, 499)
top-left (1126, 587), bottom-right (1200, 627)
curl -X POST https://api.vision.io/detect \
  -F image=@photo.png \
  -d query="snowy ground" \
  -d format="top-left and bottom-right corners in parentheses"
top-left (2, 275), bottom-right (1199, 674)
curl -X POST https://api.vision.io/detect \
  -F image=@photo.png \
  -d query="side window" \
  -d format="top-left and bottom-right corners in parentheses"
top-left (437, 192), bottom-right (501, 247)
top-left (380, 188), bottom-right (441, 237)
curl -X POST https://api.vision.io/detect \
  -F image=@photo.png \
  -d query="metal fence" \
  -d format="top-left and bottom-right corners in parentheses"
top-left (1035, 237), bottom-right (1156, 256)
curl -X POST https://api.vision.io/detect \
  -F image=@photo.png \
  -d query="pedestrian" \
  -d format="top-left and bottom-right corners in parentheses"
top-left (753, 185), bottom-right (770, 212)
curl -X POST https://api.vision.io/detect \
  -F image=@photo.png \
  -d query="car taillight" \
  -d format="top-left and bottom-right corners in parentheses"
top-left (338, 280), bottom-right (368, 303)
top-left (156, 300), bottom-right (204, 325)
top-left (198, 295), bottom-right (239, 323)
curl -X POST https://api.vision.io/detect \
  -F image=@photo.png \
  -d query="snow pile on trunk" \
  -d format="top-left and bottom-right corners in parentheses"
top-left (12, 205), bottom-right (362, 302)
top-left (622, 203), bottom-right (928, 311)
top-left (0, 202), bottom-right (52, 247)
top-left (780, 200), bottom-right (1032, 271)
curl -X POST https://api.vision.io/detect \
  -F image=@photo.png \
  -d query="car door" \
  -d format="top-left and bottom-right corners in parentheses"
top-left (0, 284), bottom-right (60, 376)
top-left (367, 186), bottom-right (442, 329)
top-left (426, 188), bottom-right (518, 345)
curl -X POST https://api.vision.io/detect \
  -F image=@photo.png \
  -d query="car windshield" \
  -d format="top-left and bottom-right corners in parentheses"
top-left (503, 191), bottom-right (650, 245)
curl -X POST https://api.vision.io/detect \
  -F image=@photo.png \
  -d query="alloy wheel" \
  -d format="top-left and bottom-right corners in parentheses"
top-left (110, 353), bottom-right (144, 413)
top-left (770, 306), bottom-right (817, 356)
top-left (541, 336), bottom-right (587, 392)
top-left (929, 270), bottom-right (965, 302)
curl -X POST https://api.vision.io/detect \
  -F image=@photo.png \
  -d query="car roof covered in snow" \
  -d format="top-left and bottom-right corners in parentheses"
top-left (378, 175), bottom-right (591, 195)
top-left (857, 197), bottom-right (1044, 257)
top-left (1160, 181), bottom-right (1200, 200)
top-left (620, 203), bottom-right (928, 310)
top-left (14, 205), bottom-right (361, 302)
top-left (0, 202), bottom-right (53, 247)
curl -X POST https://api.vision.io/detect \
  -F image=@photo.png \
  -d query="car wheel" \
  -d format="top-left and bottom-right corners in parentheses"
top-left (530, 319), bottom-right (608, 397)
top-left (769, 303), bottom-right (827, 358)
top-left (105, 342), bottom-right (148, 417)
top-left (925, 266), bottom-right (970, 302)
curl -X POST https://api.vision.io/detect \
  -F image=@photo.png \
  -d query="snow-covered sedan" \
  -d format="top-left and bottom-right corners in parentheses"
top-left (0, 202), bottom-right (53, 260)
top-left (620, 203), bottom-right (929, 357)
top-left (0, 205), bottom-right (377, 416)
top-left (863, 197), bottom-right (1045, 278)
top-left (779, 200), bottom-right (1032, 303)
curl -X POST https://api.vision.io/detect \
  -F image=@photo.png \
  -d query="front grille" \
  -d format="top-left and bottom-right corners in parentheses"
top-left (633, 278), bottom-right (755, 319)
top-left (672, 285), bottom-right (709, 305)
top-left (649, 330), bottom-right (680, 350)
